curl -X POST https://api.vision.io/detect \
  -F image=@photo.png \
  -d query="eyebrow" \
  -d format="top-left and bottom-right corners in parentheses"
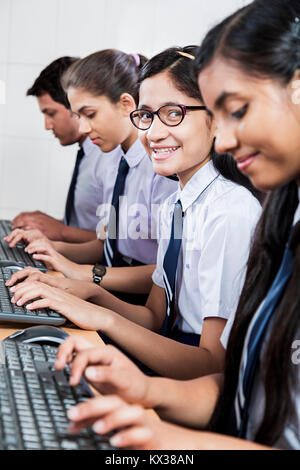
top-left (41, 107), bottom-right (56, 114)
top-left (78, 105), bottom-right (95, 113)
top-left (214, 92), bottom-right (239, 110)
top-left (138, 101), bottom-right (182, 110)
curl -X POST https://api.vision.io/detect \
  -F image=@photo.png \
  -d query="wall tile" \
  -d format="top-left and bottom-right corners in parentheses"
top-left (0, 136), bottom-right (50, 217)
top-left (4, 63), bottom-right (49, 138)
top-left (0, 0), bottom-right (11, 63)
top-left (8, 0), bottom-right (58, 65)
top-left (55, 0), bottom-right (110, 58)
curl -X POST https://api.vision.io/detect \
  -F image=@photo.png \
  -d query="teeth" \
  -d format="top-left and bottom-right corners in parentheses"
top-left (154, 147), bottom-right (178, 154)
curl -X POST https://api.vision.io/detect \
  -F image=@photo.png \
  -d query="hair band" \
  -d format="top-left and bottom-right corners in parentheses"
top-left (176, 51), bottom-right (195, 60)
top-left (131, 53), bottom-right (140, 67)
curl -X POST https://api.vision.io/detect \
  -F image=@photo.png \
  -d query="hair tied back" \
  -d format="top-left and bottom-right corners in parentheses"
top-left (131, 53), bottom-right (140, 67)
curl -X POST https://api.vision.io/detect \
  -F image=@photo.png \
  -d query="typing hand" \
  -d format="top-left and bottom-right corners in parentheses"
top-left (9, 280), bottom-right (109, 330)
top-left (67, 395), bottom-right (156, 449)
top-left (11, 211), bottom-right (64, 241)
top-left (22, 238), bottom-right (79, 278)
top-left (67, 395), bottom-right (198, 450)
top-left (7, 271), bottom-right (97, 300)
top-left (3, 228), bottom-right (50, 248)
top-left (55, 338), bottom-right (151, 406)
top-left (5, 266), bottom-right (45, 287)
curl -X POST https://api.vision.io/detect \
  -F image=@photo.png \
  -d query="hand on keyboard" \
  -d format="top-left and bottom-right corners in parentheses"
top-left (22, 239), bottom-right (81, 279)
top-left (55, 336), bottom-right (152, 406)
top-left (3, 228), bottom-right (50, 249)
top-left (9, 280), bottom-right (107, 330)
top-left (12, 211), bottom-right (65, 241)
top-left (67, 394), bottom-right (156, 450)
top-left (5, 266), bottom-right (42, 287)
top-left (7, 270), bottom-right (98, 301)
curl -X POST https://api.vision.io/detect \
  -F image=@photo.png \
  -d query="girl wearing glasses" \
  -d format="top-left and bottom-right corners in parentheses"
top-left (57, 0), bottom-right (300, 450)
top-left (5, 49), bottom-right (176, 304)
top-left (9, 46), bottom-right (261, 380)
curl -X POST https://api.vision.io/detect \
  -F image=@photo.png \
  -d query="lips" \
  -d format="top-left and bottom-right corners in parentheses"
top-left (236, 152), bottom-right (260, 172)
top-left (91, 137), bottom-right (101, 144)
top-left (151, 146), bottom-right (180, 160)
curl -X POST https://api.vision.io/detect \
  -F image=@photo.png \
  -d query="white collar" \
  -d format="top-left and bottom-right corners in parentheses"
top-left (122, 138), bottom-right (147, 169)
top-left (175, 160), bottom-right (219, 212)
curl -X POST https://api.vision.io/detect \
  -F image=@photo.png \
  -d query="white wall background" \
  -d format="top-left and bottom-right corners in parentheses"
top-left (0, 0), bottom-right (249, 220)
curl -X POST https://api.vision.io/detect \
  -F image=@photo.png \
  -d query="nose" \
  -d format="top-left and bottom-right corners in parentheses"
top-left (78, 116), bottom-right (91, 135)
top-left (146, 115), bottom-right (169, 143)
top-left (214, 123), bottom-right (238, 155)
top-left (44, 115), bottom-right (53, 131)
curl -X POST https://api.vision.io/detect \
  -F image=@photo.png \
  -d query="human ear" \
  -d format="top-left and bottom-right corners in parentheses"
top-left (289, 69), bottom-right (300, 105)
top-left (118, 93), bottom-right (137, 116)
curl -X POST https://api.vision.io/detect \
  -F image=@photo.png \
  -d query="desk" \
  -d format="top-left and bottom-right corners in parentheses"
top-left (0, 321), bottom-right (102, 344)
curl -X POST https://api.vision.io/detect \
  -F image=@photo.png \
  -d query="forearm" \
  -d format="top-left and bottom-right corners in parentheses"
top-left (103, 315), bottom-right (224, 379)
top-left (61, 225), bottom-right (97, 243)
top-left (88, 286), bottom-right (160, 331)
top-left (186, 430), bottom-right (274, 450)
top-left (54, 239), bottom-right (103, 264)
top-left (144, 373), bottom-right (223, 429)
top-left (153, 420), bottom-right (274, 450)
top-left (101, 264), bottom-right (155, 294)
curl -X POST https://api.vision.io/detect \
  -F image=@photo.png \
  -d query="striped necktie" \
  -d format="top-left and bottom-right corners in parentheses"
top-left (64, 147), bottom-right (85, 225)
top-left (161, 199), bottom-right (184, 335)
top-left (230, 240), bottom-right (293, 438)
top-left (103, 156), bottom-right (130, 267)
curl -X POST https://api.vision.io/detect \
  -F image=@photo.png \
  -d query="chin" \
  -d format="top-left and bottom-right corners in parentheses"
top-left (152, 165), bottom-right (176, 178)
top-left (250, 175), bottom-right (289, 192)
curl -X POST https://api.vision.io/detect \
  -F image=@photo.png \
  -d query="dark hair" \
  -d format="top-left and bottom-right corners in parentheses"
top-left (61, 49), bottom-right (147, 105)
top-left (195, 0), bottom-right (300, 446)
top-left (27, 56), bottom-right (79, 109)
top-left (139, 46), bottom-right (261, 200)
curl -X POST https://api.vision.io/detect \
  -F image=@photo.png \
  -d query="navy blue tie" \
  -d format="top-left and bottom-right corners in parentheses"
top-left (103, 157), bottom-right (130, 267)
top-left (64, 147), bottom-right (85, 225)
top-left (161, 199), bottom-right (184, 335)
top-left (230, 241), bottom-right (293, 438)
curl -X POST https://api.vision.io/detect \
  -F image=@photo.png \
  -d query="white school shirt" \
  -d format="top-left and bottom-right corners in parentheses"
top-left (221, 187), bottom-right (300, 449)
top-left (152, 160), bottom-right (262, 335)
top-left (66, 137), bottom-right (120, 231)
top-left (95, 138), bottom-right (177, 265)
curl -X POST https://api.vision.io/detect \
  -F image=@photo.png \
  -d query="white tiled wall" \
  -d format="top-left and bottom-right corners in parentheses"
top-left (0, 0), bottom-right (249, 220)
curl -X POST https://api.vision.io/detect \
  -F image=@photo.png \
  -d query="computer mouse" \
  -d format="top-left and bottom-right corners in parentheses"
top-left (5, 325), bottom-right (69, 346)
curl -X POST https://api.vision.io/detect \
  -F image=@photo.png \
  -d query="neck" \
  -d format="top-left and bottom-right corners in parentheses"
top-left (121, 128), bottom-right (138, 153)
top-left (178, 154), bottom-right (211, 189)
top-left (78, 134), bottom-right (87, 146)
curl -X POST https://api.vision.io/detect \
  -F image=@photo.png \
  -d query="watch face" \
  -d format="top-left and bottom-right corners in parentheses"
top-left (94, 264), bottom-right (106, 277)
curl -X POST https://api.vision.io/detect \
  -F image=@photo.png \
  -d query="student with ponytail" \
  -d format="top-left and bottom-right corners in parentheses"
top-left (52, 0), bottom-right (300, 450)
top-left (5, 49), bottom-right (176, 303)
top-left (10, 45), bottom-right (261, 382)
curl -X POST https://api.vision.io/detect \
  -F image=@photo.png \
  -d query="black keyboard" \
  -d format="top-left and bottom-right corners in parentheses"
top-left (0, 267), bottom-right (66, 326)
top-left (0, 339), bottom-right (114, 450)
top-left (0, 220), bottom-right (46, 271)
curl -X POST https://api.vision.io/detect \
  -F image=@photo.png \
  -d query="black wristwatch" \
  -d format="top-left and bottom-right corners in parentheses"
top-left (92, 264), bottom-right (107, 285)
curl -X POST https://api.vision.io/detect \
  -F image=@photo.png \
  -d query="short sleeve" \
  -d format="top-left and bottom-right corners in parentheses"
top-left (195, 202), bottom-right (259, 322)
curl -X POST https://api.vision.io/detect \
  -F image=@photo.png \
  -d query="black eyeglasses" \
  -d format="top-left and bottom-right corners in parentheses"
top-left (130, 104), bottom-right (207, 130)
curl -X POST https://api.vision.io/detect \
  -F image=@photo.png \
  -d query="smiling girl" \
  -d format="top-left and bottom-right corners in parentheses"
top-left (55, 0), bottom-right (300, 450)
top-left (9, 46), bottom-right (261, 380)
